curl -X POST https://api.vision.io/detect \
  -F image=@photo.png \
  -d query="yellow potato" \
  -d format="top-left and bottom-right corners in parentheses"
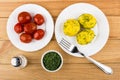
top-left (63, 19), bottom-right (80, 36)
top-left (78, 14), bottom-right (96, 29)
top-left (76, 29), bottom-right (95, 45)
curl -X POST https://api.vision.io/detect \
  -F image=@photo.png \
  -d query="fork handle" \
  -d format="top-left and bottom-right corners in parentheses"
top-left (84, 56), bottom-right (113, 74)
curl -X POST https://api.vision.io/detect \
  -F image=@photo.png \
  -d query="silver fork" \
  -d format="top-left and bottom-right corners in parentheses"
top-left (59, 38), bottom-right (113, 75)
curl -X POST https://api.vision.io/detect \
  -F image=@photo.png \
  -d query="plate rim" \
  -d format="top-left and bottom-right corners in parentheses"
top-left (7, 4), bottom-right (54, 52)
top-left (55, 3), bottom-right (109, 57)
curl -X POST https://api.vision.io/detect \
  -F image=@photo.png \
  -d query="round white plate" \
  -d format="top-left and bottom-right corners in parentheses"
top-left (7, 4), bottom-right (54, 52)
top-left (55, 3), bottom-right (109, 57)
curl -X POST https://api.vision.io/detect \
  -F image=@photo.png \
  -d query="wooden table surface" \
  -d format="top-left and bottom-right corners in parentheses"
top-left (0, 0), bottom-right (120, 80)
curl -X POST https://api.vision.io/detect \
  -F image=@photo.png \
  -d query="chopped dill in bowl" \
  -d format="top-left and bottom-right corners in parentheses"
top-left (41, 50), bottom-right (63, 72)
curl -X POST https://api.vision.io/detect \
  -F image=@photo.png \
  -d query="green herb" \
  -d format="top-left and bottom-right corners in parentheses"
top-left (43, 52), bottom-right (62, 71)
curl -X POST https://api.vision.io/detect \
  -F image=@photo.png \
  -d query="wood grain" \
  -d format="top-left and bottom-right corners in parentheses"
top-left (0, 1), bottom-right (120, 18)
top-left (0, 63), bottom-right (120, 80)
top-left (0, 39), bottom-right (120, 64)
top-left (0, 0), bottom-right (120, 80)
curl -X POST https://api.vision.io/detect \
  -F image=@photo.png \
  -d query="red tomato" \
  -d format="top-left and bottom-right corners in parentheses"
top-left (33, 29), bottom-right (45, 40)
top-left (24, 22), bottom-right (37, 34)
top-left (33, 14), bottom-right (44, 25)
top-left (14, 23), bottom-right (23, 33)
top-left (20, 33), bottom-right (32, 43)
top-left (18, 12), bottom-right (32, 24)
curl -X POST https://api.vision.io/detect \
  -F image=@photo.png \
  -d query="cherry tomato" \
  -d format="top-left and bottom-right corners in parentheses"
top-left (33, 29), bottom-right (45, 40)
top-left (14, 23), bottom-right (23, 33)
top-left (33, 14), bottom-right (44, 25)
top-left (24, 22), bottom-right (37, 34)
top-left (20, 33), bottom-right (32, 43)
top-left (18, 12), bottom-right (32, 24)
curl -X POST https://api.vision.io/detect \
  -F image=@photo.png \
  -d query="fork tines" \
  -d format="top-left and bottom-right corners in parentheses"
top-left (59, 38), bottom-right (71, 50)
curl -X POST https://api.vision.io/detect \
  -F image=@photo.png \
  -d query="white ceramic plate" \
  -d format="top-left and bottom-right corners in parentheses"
top-left (55, 3), bottom-right (109, 57)
top-left (7, 4), bottom-right (54, 52)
